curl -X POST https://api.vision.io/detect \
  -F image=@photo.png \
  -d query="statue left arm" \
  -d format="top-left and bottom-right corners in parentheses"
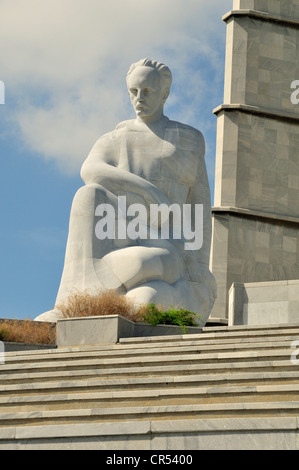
top-left (186, 131), bottom-right (212, 266)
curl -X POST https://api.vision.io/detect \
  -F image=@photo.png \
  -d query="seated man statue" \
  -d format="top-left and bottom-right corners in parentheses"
top-left (36, 58), bottom-right (216, 324)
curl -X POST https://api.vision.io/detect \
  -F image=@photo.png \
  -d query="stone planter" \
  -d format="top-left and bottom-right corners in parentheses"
top-left (56, 315), bottom-right (203, 347)
top-left (4, 342), bottom-right (56, 352)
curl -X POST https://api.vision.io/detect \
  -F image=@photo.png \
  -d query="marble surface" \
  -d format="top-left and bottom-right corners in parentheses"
top-left (56, 314), bottom-right (203, 347)
top-left (214, 111), bottom-right (299, 217)
top-left (229, 279), bottom-right (299, 325)
top-left (36, 59), bottom-right (216, 324)
top-left (210, 0), bottom-right (299, 322)
top-left (1, 417), bottom-right (299, 450)
top-left (234, 0), bottom-right (299, 19)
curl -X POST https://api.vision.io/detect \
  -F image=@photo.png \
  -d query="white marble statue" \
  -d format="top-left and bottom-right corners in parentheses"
top-left (36, 59), bottom-right (216, 324)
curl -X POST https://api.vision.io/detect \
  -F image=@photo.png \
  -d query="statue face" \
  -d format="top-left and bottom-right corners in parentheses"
top-left (127, 66), bottom-right (169, 123)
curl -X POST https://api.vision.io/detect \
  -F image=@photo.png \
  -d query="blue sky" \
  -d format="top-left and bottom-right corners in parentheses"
top-left (0, 0), bottom-right (232, 320)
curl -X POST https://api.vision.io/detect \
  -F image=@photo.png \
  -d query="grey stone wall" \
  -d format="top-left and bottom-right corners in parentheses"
top-left (234, 0), bottom-right (299, 18)
top-left (209, 0), bottom-right (299, 323)
top-left (229, 279), bottom-right (299, 325)
top-left (214, 111), bottom-right (299, 217)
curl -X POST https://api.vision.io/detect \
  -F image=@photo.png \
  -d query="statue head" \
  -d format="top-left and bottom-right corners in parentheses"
top-left (126, 59), bottom-right (172, 124)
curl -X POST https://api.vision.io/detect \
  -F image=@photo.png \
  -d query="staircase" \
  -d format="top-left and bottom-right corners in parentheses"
top-left (0, 323), bottom-right (299, 450)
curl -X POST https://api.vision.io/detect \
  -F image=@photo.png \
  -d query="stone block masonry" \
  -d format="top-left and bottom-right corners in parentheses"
top-left (229, 279), bottom-right (299, 325)
top-left (210, 0), bottom-right (299, 324)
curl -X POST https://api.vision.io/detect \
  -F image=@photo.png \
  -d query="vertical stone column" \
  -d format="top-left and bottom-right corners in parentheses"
top-left (209, 0), bottom-right (299, 324)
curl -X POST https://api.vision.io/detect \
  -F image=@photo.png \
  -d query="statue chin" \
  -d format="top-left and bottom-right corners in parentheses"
top-left (36, 59), bottom-right (216, 325)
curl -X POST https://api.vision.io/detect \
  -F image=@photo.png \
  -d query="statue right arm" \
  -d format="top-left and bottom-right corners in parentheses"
top-left (80, 133), bottom-right (170, 207)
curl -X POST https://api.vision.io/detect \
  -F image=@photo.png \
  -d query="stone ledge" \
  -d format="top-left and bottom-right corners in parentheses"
top-left (212, 205), bottom-right (299, 226)
top-left (223, 9), bottom-right (299, 28)
top-left (213, 103), bottom-right (299, 124)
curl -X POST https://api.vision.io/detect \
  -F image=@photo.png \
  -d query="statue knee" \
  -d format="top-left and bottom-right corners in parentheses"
top-left (72, 183), bottom-right (111, 216)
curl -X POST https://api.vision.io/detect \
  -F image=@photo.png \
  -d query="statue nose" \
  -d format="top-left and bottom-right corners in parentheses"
top-left (137, 90), bottom-right (144, 100)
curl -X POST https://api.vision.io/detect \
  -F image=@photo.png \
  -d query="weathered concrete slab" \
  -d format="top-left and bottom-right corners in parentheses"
top-left (56, 314), bottom-right (203, 347)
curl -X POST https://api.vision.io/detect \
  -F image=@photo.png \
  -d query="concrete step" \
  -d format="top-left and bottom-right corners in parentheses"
top-left (3, 337), bottom-right (298, 368)
top-left (0, 400), bottom-right (299, 428)
top-left (0, 354), bottom-right (296, 390)
top-left (0, 333), bottom-right (296, 382)
top-left (0, 323), bottom-right (297, 443)
top-left (4, 324), bottom-right (299, 364)
top-left (0, 367), bottom-right (298, 403)
top-left (119, 324), bottom-right (299, 344)
top-left (0, 417), bottom-right (298, 450)
top-left (0, 346), bottom-right (295, 375)
top-left (0, 382), bottom-right (298, 413)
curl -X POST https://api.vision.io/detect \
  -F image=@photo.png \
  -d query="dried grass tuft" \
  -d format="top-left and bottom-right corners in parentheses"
top-left (0, 319), bottom-right (56, 345)
top-left (56, 289), bottom-right (145, 322)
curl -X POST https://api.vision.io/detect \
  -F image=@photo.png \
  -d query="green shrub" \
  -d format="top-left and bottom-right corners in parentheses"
top-left (142, 303), bottom-right (200, 332)
top-left (56, 289), bottom-right (201, 333)
top-left (0, 328), bottom-right (9, 342)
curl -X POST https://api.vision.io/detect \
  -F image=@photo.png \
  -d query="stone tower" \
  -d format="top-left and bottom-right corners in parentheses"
top-left (209, 0), bottom-right (299, 324)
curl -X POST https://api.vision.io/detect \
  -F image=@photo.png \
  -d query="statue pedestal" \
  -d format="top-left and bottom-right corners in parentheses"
top-left (56, 315), bottom-right (203, 347)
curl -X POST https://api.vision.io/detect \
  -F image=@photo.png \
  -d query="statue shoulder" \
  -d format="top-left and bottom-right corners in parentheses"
top-left (115, 119), bottom-right (135, 131)
top-left (90, 120), bottom-right (132, 149)
top-left (166, 120), bottom-right (205, 154)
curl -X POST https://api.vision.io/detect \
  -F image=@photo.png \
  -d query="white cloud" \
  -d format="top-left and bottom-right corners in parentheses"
top-left (0, 0), bottom-right (232, 173)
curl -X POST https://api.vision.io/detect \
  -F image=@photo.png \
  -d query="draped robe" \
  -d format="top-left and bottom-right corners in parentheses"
top-left (39, 116), bottom-right (216, 324)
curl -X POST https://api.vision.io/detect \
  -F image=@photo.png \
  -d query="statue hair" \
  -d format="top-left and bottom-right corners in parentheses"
top-left (126, 58), bottom-right (172, 91)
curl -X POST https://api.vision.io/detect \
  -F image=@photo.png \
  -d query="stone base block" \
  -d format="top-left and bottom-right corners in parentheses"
top-left (56, 315), bottom-right (203, 347)
top-left (229, 279), bottom-right (299, 325)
